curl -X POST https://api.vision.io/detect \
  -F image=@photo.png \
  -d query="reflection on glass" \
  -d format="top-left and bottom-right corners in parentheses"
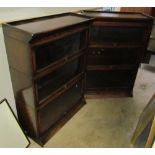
top-left (38, 80), bottom-right (82, 134)
top-left (86, 70), bottom-right (134, 88)
top-left (87, 48), bottom-right (140, 65)
top-left (36, 58), bottom-right (82, 102)
top-left (35, 31), bottom-right (86, 70)
top-left (90, 26), bottom-right (144, 43)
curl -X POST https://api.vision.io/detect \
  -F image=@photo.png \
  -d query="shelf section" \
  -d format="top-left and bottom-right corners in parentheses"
top-left (37, 72), bottom-right (84, 109)
top-left (38, 79), bottom-right (84, 135)
top-left (85, 87), bottom-right (133, 98)
top-left (87, 65), bottom-right (138, 71)
top-left (89, 43), bottom-right (142, 48)
top-left (33, 49), bottom-right (86, 80)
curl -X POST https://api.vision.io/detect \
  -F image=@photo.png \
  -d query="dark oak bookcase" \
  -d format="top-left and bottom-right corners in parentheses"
top-left (3, 11), bottom-right (153, 145)
top-left (3, 13), bottom-right (92, 145)
top-left (79, 10), bottom-right (153, 96)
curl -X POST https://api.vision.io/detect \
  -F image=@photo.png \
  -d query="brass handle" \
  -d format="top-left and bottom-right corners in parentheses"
top-left (64, 85), bottom-right (68, 89)
top-left (113, 43), bottom-right (118, 47)
top-left (97, 51), bottom-right (101, 55)
top-left (64, 57), bottom-right (68, 62)
top-left (92, 51), bottom-right (95, 55)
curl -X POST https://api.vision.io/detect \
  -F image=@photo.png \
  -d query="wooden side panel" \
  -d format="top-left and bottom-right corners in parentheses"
top-left (3, 35), bottom-right (33, 77)
top-left (3, 27), bottom-right (38, 140)
top-left (17, 89), bottom-right (38, 140)
top-left (3, 35), bottom-right (33, 95)
top-left (120, 7), bottom-right (154, 15)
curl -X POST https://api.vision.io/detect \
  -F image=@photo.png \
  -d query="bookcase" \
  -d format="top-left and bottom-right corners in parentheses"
top-left (3, 13), bottom-right (92, 145)
top-left (2, 11), bottom-right (153, 146)
top-left (79, 10), bottom-right (153, 96)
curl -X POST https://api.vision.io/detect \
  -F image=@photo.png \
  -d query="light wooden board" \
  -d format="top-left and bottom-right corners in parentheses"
top-left (145, 116), bottom-right (155, 147)
top-left (131, 94), bottom-right (155, 147)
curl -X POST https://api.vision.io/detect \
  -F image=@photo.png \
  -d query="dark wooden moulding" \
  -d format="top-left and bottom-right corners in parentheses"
top-left (2, 11), bottom-right (153, 146)
top-left (79, 10), bottom-right (153, 97)
top-left (2, 12), bottom-right (93, 146)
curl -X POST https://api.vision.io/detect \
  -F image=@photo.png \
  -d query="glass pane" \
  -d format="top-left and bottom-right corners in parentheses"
top-left (90, 26), bottom-right (144, 43)
top-left (38, 80), bottom-right (82, 134)
top-left (35, 31), bottom-right (86, 70)
top-left (87, 48), bottom-right (140, 65)
top-left (36, 58), bottom-right (82, 102)
top-left (86, 70), bottom-right (135, 88)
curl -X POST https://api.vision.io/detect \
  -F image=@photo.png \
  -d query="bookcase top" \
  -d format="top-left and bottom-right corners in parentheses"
top-left (5, 12), bottom-right (92, 34)
top-left (79, 10), bottom-right (153, 21)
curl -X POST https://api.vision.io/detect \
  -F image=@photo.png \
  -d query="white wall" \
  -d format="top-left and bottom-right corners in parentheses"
top-left (0, 26), bottom-right (17, 115)
top-left (0, 7), bottom-right (95, 22)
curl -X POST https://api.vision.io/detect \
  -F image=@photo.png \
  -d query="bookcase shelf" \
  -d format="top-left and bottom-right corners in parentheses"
top-left (3, 12), bottom-right (92, 145)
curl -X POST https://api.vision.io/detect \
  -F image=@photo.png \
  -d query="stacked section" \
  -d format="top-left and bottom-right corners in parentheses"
top-left (3, 13), bottom-right (92, 145)
top-left (80, 10), bottom-right (153, 96)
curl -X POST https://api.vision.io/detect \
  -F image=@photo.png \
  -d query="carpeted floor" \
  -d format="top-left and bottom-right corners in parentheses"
top-left (29, 65), bottom-right (155, 148)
